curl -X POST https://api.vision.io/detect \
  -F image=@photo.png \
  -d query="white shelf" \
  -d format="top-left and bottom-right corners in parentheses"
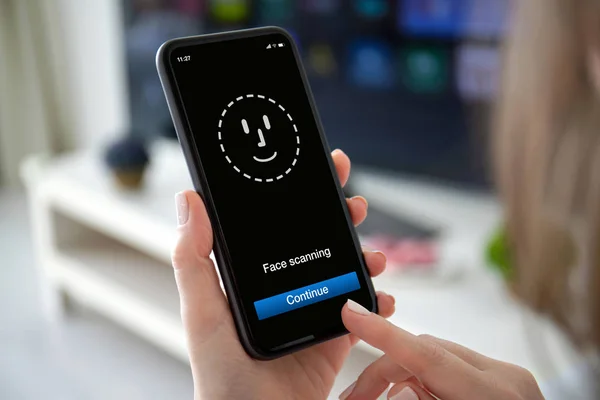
top-left (29, 140), bottom-right (191, 264)
top-left (52, 232), bottom-right (187, 362)
top-left (21, 142), bottom-right (190, 362)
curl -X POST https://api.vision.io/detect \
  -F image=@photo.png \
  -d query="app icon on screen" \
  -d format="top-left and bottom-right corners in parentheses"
top-left (347, 39), bottom-right (395, 89)
top-left (399, 0), bottom-right (463, 37)
top-left (259, 0), bottom-right (293, 22)
top-left (176, 0), bottom-right (204, 17)
top-left (456, 44), bottom-right (500, 101)
top-left (462, 0), bottom-right (510, 39)
top-left (302, 0), bottom-right (340, 15)
top-left (400, 45), bottom-right (448, 94)
top-left (210, 0), bottom-right (249, 23)
top-left (308, 43), bottom-right (337, 76)
top-left (353, 0), bottom-right (390, 19)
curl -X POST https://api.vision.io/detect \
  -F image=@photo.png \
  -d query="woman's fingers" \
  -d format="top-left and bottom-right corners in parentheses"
top-left (332, 149), bottom-right (351, 186)
top-left (341, 355), bottom-right (412, 400)
top-left (347, 291), bottom-right (395, 347)
top-left (342, 300), bottom-right (488, 400)
top-left (363, 247), bottom-right (387, 277)
top-left (387, 379), bottom-right (436, 400)
top-left (349, 230), bottom-right (392, 349)
top-left (332, 149), bottom-right (368, 226)
top-left (375, 291), bottom-right (395, 319)
top-left (342, 336), bottom-right (488, 399)
top-left (336, 246), bottom-right (392, 345)
top-left (172, 191), bottom-right (232, 348)
top-left (417, 334), bottom-right (492, 371)
top-left (347, 196), bottom-right (368, 226)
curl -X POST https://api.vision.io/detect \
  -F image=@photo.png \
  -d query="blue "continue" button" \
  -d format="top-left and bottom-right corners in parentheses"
top-left (254, 272), bottom-right (361, 320)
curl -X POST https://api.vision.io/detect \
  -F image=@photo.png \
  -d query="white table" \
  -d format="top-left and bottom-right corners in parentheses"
top-left (21, 140), bottom-right (579, 385)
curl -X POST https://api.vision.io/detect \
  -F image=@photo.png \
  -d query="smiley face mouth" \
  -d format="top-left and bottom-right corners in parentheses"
top-left (253, 152), bottom-right (278, 163)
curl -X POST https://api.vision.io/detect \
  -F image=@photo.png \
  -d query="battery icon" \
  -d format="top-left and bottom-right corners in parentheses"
top-left (278, 43), bottom-right (284, 47)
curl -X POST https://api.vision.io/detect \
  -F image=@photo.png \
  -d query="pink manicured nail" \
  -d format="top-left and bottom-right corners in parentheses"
top-left (175, 192), bottom-right (189, 226)
top-left (347, 299), bottom-right (370, 316)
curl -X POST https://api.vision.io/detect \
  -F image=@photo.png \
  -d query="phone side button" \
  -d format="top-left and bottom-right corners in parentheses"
top-left (253, 272), bottom-right (360, 320)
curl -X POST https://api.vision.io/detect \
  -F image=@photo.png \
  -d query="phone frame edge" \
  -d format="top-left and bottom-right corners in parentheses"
top-left (155, 26), bottom-right (377, 360)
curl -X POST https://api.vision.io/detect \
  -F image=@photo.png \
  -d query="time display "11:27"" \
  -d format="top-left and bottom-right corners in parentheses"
top-left (176, 55), bottom-right (191, 62)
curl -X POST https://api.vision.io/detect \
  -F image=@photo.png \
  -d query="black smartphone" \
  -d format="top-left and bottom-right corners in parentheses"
top-left (156, 27), bottom-right (377, 359)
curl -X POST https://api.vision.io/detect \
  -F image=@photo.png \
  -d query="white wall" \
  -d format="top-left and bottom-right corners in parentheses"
top-left (0, 1), bottom-right (59, 185)
top-left (58, 0), bottom-right (130, 148)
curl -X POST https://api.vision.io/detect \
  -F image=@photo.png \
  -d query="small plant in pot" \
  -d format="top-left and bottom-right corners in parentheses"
top-left (104, 136), bottom-right (150, 189)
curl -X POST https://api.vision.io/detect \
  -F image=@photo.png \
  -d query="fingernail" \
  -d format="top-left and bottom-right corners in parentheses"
top-left (372, 249), bottom-right (387, 263)
top-left (390, 387), bottom-right (418, 400)
top-left (347, 299), bottom-right (371, 316)
top-left (383, 291), bottom-right (395, 305)
top-left (332, 148), bottom-right (344, 156)
top-left (377, 291), bottom-right (395, 306)
top-left (351, 195), bottom-right (368, 209)
top-left (389, 293), bottom-right (396, 306)
top-left (175, 192), bottom-right (189, 226)
top-left (338, 381), bottom-right (355, 400)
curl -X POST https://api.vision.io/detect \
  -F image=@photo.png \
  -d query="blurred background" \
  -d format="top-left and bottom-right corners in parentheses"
top-left (0, 1), bottom-right (582, 399)
top-left (124, 0), bottom-right (502, 185)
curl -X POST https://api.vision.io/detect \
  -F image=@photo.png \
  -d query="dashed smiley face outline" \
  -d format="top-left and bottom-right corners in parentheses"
top-left (218, 94), bottom-right (300, 183)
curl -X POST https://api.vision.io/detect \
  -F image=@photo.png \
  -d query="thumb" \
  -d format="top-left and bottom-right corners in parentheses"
top-left (172, 190), bottom-right (231, 349)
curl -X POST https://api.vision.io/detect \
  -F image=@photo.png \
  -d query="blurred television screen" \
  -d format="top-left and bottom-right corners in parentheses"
top-left (123, 0), bottom-right (511, 187)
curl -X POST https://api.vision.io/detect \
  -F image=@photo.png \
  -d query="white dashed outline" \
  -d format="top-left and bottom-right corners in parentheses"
top-left (218, 94), bottom-right (300, 183)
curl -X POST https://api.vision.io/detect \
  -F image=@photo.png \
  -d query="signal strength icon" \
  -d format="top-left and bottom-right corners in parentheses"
top-left (266, 44), bottom-right (271, 49)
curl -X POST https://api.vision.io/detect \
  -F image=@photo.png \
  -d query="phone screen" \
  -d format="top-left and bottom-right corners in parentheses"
top-left (168, 30), bottom-right (375, 354)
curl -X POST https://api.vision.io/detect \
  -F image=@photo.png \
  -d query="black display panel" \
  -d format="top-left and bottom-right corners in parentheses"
top-left (167, 30), bottom-right (375, 354)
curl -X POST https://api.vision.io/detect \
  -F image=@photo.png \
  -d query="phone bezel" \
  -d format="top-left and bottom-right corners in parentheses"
top-left (156, 26), bottom-right (377, 359)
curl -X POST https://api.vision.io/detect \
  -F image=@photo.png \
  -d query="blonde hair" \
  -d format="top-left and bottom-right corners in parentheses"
top-left (495, 0), bottom-right (600, 349)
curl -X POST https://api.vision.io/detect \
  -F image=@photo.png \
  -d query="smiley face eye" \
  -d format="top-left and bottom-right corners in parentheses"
top-left (243, 116), bottom-right (271, 133)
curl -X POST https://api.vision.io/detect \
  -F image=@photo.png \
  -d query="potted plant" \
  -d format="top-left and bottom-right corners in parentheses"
top-left (104, 136), bottom-right (150, 189)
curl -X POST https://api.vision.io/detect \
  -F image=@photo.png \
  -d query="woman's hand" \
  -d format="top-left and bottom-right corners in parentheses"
top-left (172, 149), bottom-right (395, 400)
top-left (339, 300), bottom-right (545, 400)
